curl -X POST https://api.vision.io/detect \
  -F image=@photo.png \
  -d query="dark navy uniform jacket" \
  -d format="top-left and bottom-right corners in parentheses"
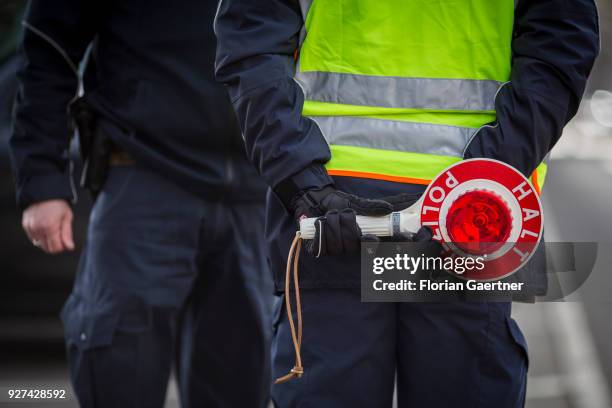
top-left (215, 0), bottom-right (599, 196)
top-left (10, 0), bottom-right (266, 210)
top-left (214, 0), bottom-right (599, 290)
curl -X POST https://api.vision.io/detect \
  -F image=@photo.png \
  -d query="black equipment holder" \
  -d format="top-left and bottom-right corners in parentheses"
top-left (69, 96), bottom-right (112, 199)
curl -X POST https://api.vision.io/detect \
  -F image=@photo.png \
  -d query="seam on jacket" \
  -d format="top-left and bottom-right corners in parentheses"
top-left (22, 21), bottom-right (80, 77)
top-left (213, 0), bottom-right (223, 36)
top-left (462, 122), bottom-right (499, 158)
top-left (461, 81), bottom-right (509, 157)
top-left (293, 76), bottom-right (330, 150)
top-left (229, 74), bottom-right (293, 104)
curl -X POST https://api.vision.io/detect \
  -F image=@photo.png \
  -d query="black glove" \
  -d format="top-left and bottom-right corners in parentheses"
top-left (291, 186), bottom-right (393, 257)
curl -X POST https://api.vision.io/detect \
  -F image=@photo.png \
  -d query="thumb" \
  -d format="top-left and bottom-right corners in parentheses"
top-left (61, 211), bottom-right (75, 251)
top-left (413, 226), bottom-right (433, 242)
top-left (377, 193), bottom-right (421, 212)
top-left (348, 196), bottom-right (393, 216)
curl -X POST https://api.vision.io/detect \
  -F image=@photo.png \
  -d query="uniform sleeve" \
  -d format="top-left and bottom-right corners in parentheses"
top-left (214, 0), bottom-right (333, 206)
top-left (9, 0), bottom-right (100, 209)
top-left (464, 0), bottom-right (600, 176)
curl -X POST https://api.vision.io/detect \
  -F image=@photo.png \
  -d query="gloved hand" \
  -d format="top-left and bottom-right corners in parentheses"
top-left (291, 186), bottom-right (393, 257)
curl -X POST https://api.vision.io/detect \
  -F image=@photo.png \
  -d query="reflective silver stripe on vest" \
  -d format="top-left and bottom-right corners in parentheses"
top-left (298, 0), bottom-right (313, 20)
top-left (297, 0), bottom-right (313, 44)
top-left (296, 71), bottom-right (502, 111)
top-left (308, 115), bottom-right (474, 157)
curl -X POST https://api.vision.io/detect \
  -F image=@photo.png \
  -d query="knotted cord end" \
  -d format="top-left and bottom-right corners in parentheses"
top-left (291, 366), bottom-right (304, 376)
top-left (273, 366), bottom-right (304, 385)
top-left (274, 232), bottom-right (305, 385)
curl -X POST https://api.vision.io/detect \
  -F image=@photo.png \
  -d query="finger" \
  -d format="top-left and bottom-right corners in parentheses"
top-left (44, 229), bottom-right (64, 254)
top-left (339, 209), bottom-right (361, 253)
top-left (25, 224), bottom-right (44, 247)
top-left (309, 217), bottom-right (326, 257)
top-left (23, 222), bottom-right (45, 249)
top-left (361, 234), bottom-right (381, 243)
top-left (413, 226), bottom-right (433, 242)
top-left (24, 227), bottom-right (39, 244)
top-left (22, 215), bottom-right (30, 234)
top-left (22, 216), bottom-right (35, 241)
top-left (379, 232), bottom-right (414, 243)
top-left (60, 212), bottom-right (75, 250)
top-left (346, 196), bottom-right (393, 216)
top-left (29, 218), bottom-right (54, 250)
top-left (377, 193), bottom-right (422, 212)
top-left (411, 227), bottom-right (444, 258)
top-left (323, 210), bottom-right (343, 255)
top-left (32, 238), bottom-right (44, 248)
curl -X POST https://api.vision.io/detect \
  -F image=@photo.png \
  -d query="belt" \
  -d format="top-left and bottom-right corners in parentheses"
top-left (109, 148), bottom-right (135, 166)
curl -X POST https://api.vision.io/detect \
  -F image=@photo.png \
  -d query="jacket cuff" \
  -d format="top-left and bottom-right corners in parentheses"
top-left (16, 171), bottom-right (76, 211)
top-left (273, 164), bottom-right (333, 210)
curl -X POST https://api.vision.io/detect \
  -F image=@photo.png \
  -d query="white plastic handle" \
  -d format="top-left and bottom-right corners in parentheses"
top-left (299, 201), bottom-right (422, 240)
top-left (299, 214), bottom-right (392, 239)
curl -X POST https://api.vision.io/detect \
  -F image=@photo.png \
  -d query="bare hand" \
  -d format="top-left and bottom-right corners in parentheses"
top-left (22, 199), bottom-right (75, 254)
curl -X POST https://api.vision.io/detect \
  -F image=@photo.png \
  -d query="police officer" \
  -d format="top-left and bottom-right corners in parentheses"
top-left (10, 1), bottom-right (272, 407)
top-left (214, 0), bottom-right (599, 407)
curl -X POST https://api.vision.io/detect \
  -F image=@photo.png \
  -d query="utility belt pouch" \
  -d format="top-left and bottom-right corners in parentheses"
top-left (69, 96), bottom-right (112, 199)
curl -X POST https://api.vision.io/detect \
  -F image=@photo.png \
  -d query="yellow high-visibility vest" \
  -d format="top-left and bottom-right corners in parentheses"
top-left (295, 0), bottom-right (547, 192)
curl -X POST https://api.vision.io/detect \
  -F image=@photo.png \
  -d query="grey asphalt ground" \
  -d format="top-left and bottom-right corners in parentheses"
top-left (542, 159), bottom-right (612, 382)
top-left (516, 158), bottom-right (612, 408)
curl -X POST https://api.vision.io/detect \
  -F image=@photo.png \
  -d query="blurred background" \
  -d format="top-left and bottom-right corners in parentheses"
top-left (1, 1), bottom-right (611, 407)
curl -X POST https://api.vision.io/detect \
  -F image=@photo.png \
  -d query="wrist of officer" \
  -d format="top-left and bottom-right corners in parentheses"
top-left (273, 164), bottom-right (334, 211)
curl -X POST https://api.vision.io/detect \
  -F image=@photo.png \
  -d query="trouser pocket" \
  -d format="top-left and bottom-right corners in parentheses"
top-left (506, 316), bottom-right (529, 407)
top-left (506, 316), bottom-right (529, 371)
top-left (61, 293), bottom-right (122, 352)
top-left (475, 308), bottom-right (529, 408)
top-left (62, 294), bottom-right (174, 407)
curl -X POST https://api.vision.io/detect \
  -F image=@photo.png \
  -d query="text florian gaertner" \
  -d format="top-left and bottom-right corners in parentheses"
top-left (371, 253), bottom-right (525, 292)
